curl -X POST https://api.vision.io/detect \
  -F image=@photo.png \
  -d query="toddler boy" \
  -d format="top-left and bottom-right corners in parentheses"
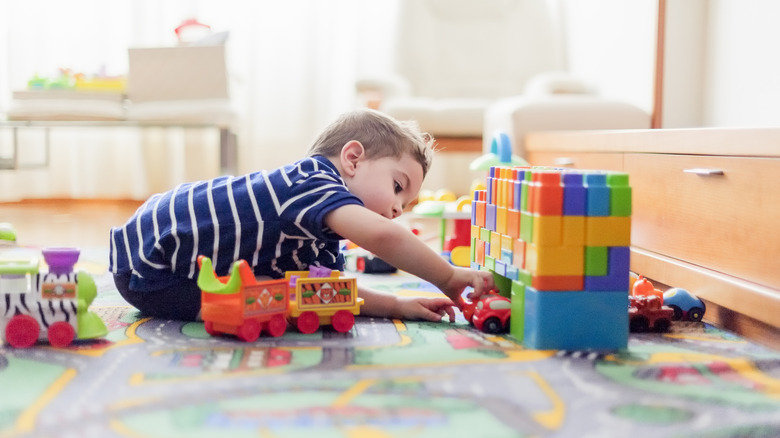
top-left (110, 109), bottom-right (494, 322)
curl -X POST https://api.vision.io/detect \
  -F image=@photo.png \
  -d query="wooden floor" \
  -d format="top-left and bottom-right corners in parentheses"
top-left (1, 199), bottom-right (143, 248)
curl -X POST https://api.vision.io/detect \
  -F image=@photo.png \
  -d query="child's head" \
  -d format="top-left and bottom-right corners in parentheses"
top-left (307, 108), bottom-right (435, 177)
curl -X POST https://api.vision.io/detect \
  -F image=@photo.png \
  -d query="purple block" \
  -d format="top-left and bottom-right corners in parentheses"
top-left (562, 172), bottom-right (586, 216)
top-left (486, 204), bottom-right (497, 232)
top-left (584, 246), bottom-right (630, 292)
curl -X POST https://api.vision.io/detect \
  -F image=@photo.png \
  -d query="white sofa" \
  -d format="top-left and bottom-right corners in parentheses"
top-left (357, 0), bottom-right (650, 157)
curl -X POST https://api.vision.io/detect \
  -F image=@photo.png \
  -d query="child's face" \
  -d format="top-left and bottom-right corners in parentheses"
top-left (348, 153), bottom-right (424, 219)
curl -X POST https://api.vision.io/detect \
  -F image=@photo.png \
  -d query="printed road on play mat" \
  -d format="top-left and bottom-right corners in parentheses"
top-left (1, 247), bottom-right (780, 438)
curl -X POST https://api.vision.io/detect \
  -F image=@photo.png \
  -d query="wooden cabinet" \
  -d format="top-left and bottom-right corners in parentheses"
top-left (526, 128), bottom-right (780, 348)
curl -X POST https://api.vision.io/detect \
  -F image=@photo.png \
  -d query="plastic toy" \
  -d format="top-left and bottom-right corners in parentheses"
top-left (469, 151), bottom-right (632, 350)
top-left (412, 191), bottom-right (472, 266)
top-left (663, 288), bottom-right (706, 322)
top-left (0, 248), bottom-right (108, 348)
top-left (197, 256), bottom-right (363, 341)
top-left (0, 223), bottom-right (16, 245)
top-left (461, 291), bottom-right (511, 334)
top-left (629, 295), bottom-right (673, 332)
top-left (632, 275), bottom-right (664, 301)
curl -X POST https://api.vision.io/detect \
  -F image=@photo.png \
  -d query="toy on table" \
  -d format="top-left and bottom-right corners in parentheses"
top-left (0, 247), bottom-right (108, 348)
top-left (343, 241), bottom-right (397, 274)
top-left (663, 287), bottom-right (706, 322)
top-left (197, 256), bottom-right (363, 342)
top-left (412, 190), bottom-right (472, 267)
top-left (460, 290), bottom-right (511, 334)
top-left (0, 223), bottom-right (17, 246)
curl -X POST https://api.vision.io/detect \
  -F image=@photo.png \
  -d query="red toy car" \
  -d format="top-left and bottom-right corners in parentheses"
top-left (629, 294), bottom-right (674, 332)
top-left (461, 291), bottom-right (511, 334)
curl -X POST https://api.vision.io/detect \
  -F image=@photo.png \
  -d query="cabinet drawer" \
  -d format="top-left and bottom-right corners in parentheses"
top-left (626, 153), bottom-right (780, 289)
top-left (527, 152), bottom-right (623, 171)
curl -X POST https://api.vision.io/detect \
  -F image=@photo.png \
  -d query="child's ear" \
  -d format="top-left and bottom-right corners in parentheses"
top-left (340, 141), bottom-right (365, 177)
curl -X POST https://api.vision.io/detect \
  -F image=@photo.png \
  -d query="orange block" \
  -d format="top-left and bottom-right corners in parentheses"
top-left (507, 208), bottom-right (521, 239)
top-left (531, 275), bottom-right (584, 291)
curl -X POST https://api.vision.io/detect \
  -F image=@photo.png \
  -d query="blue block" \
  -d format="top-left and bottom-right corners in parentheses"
top-left (514, 180), bottom-right (523, 211)
top-left (523, 288), bottom-right (628, 351)
top-left (494, 259), bottom-right (507, 277)
top-left (584, 246), bottom-right (630, 292)
top-left (562, 172), bottom-right (586, 216)
top-left (501, 248), bottom-right (513, 265)
top-left (486, 204), bottom-right (497, 232)
top-left (506, 265), bottom-right (519, 281)
top-left (584, 173), bottom-right (610, 217)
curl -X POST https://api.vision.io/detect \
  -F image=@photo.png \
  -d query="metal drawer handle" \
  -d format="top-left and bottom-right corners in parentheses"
top-left (554, 157), bottom-right (575, 166)
top-left (684, 168), bottom-right (725, 176)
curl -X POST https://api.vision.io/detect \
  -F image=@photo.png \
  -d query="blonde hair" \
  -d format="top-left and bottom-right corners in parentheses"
top-left (307, 109), bottom-right (435, 176)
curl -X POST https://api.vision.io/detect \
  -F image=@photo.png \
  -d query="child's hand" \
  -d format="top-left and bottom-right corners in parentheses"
top-left (395, 296), bottom-right (457, 322)
top-left (438, 267), bottom-right (495, 303)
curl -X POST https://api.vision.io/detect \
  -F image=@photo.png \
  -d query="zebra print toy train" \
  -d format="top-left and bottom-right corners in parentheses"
top-left (0, 247), bottom-right (107, 348)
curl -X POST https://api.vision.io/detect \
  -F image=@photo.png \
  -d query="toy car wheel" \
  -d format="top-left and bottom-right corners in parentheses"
top-left (47, 322), bottom-right (75, 348)
top-left (482, 317), bottom-right (505, 334)
top-left (237, 320), bottom-right (262, 342)
top-left (296, 311), bottom-right (320, 334)
top-left (688, 307), bottom-right (704, 322)
top-left (203, 321), bottom-right (217, 336)
top-left (266, 314), bottom-right (288, 337)
top-left (5, 315), bottom-right (40, 348)
top-left (653, 318), bottom-right (671, 333)
top-left (331, 310), bottom-right (355, 333)
top-left (668, 305), bottom-right (683, 321)
top-left (629, 316), bottom-right (650, 333)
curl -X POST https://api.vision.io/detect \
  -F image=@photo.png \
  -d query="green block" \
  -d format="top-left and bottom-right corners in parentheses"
top-left (491, 271), bottom-right (512, 298)
top-left (584, 246), bottom-right (608, 276)
top-left (607, 172), bottom-right (632, 217)
top-left (485, 255), bottom-right (496, 272)
top-left (509, 280), bottom-right (526, 342)
top-left (516, 266), bottom-right (532, 288)
top-left (480, 227), bottom-right (492, 243)
top-left (470, 237), bottom-right (476, 263)
top-left (520, 211), bottom-right (534, 243)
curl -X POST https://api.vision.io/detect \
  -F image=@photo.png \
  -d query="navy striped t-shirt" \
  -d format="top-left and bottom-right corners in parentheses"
top-left (109, 156), bottom-right (363, 293)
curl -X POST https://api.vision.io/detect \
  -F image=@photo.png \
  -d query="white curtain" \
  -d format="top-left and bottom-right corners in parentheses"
top-left (0, 0), bottom-right (399, 201)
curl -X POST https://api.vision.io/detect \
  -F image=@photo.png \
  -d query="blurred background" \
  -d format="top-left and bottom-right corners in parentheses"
top-left (1, 0), bottom-right (778, 201)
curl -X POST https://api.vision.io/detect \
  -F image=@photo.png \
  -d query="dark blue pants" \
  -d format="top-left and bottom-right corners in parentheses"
top-left (113, 272), bottom-right (201, 321)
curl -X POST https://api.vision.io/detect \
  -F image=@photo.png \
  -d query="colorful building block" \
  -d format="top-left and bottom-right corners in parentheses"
top-left (470, 162), bottom-right (632, 351)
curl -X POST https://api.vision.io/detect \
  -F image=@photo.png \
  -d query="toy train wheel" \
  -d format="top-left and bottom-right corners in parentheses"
top-left (203, 321), bottom-right (217, 336)
top-left (237, 320), bottom-right (261, 342)
top-left (48, 322), bottom-right (76, 348)
top-left (653, 318), bottom-right (671, 333)
top-left (5, 315), bottom-right (40, 348)
top-left (296, 311), bottom-right (320, 334)
top-left (266, 314), bottom-right (287, 337)
top-left (331, 310), bottom-right (355, 333)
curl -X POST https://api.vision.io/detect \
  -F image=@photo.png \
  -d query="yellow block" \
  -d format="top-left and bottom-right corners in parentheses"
top-left (585, 216), bottom-right (632, 247)
top-left (525, 243), bottom-right (584, 276)
top-left (471, 224), bottom-right (481, 239)
top-left (490, 231), bottom-right (502, 259)
top-left (496, 206), bottom-right (508, 235)
top-left (532, 214), bottom-right (562, 246)
top-left (562, 215), bottom-right (585, 246)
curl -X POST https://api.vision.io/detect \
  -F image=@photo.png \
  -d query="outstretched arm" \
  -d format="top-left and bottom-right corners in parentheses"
top-left (358, 285), bottom-right (456, 322)
top-left (325, 204), bottom-right (494, 303)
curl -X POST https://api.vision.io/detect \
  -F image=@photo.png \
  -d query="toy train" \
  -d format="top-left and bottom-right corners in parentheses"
top-left (197, 256), bottom-right (363, 342)
top-left (0, 248), bottom-right (108, 348)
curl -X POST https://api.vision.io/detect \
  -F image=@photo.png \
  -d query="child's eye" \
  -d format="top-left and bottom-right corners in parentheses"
top-left (394, 181), bottom-right (402, 193)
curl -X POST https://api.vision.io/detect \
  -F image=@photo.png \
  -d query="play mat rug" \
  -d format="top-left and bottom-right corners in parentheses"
top-left (1, 247), bottom-right (779, 438)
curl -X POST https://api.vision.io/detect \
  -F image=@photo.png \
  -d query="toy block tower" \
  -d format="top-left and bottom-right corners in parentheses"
top-left (470, 165), bottom-right (631, 350)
